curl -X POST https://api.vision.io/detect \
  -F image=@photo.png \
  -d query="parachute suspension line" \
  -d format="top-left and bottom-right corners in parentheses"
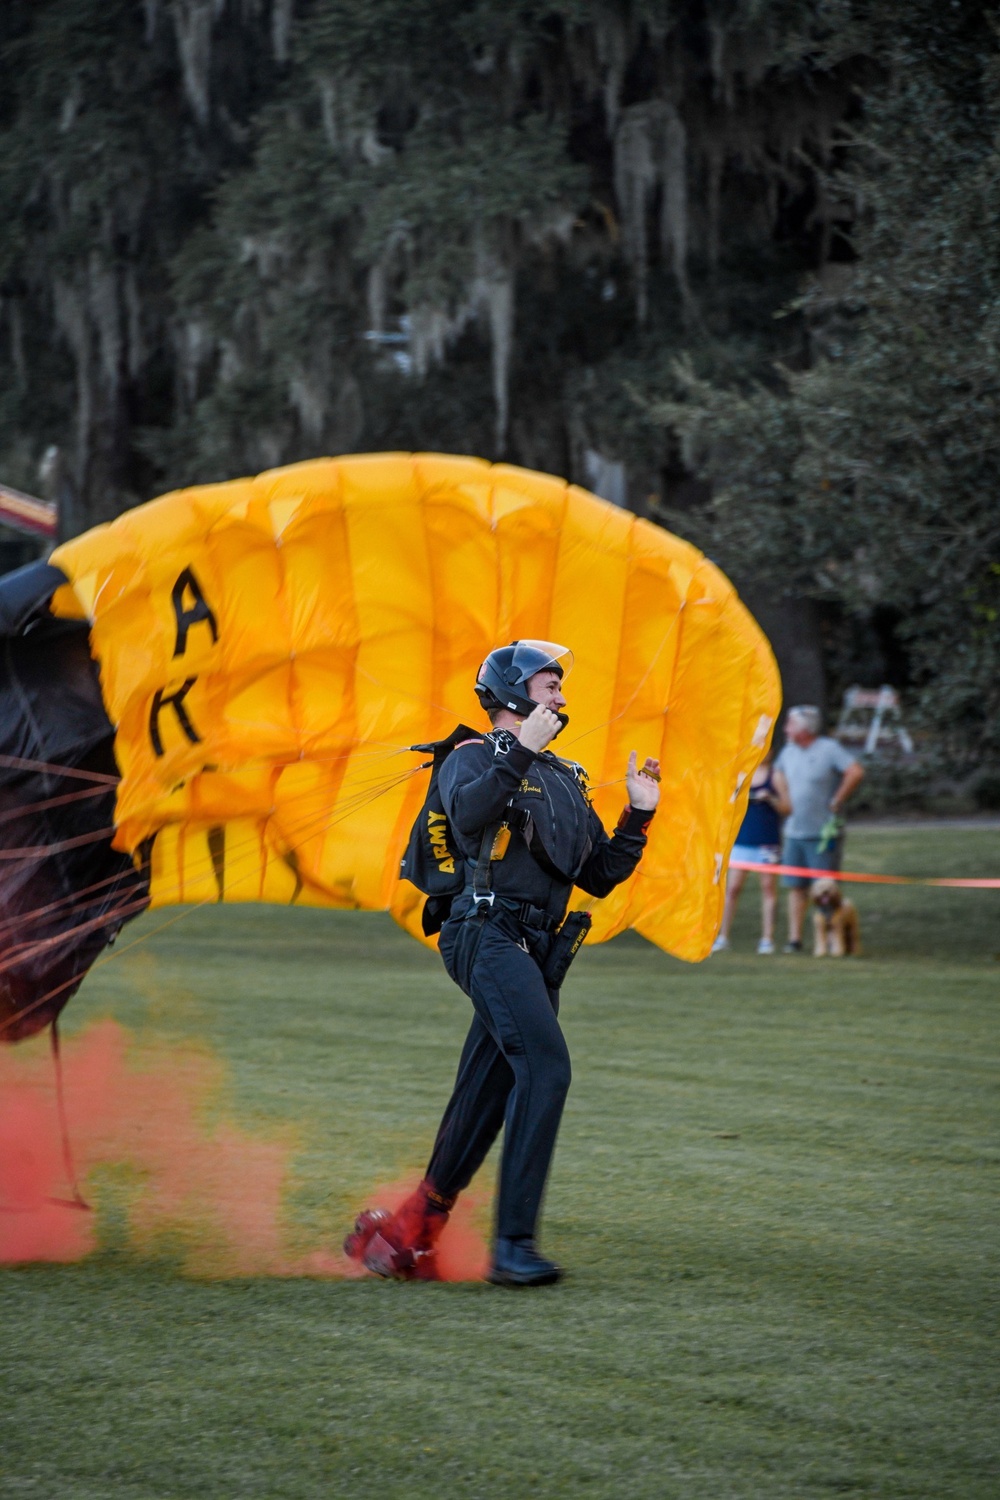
top-left (307, 741), bottom-right (414, 766)
top-left (0, 745), bottom-right (411, 857)
top-left (0, 825), bottom-right (119, 862)
top-left (0, 783), bottom-right (110, 825)
top-left (0, 748), bottom-right (415, 960)
top-left (85, 903), bottom-right (203, 976)
top-left (119, 761), bottom-right (422, 900)
top-left (148, 739), bottom-right (413, 783)
top-left (0, 760), bottom-right (429, 1038)
top-left (200, 766), bottom-right (424, 890)
top-left (0, 889), bottom-right (151, 1039)
top-left (0, 759), bottom-right (415, 943)
top-left (353, 662), bottom-right (476, 727)
top-left (49, 1016), bottom-right (90, 1212)
top-left (0, 891), bottom-right (152, 982)
top-left (324, 760), bottom-right (418, 792)
top-left (0, 868), bottom-right (143, 941)
top-left (77, 764), bottom-right (430, 979)
top-left (117, 763), bottom-right (425, 896)
top-left (0, 754), bottom-right (119, 786)
top-left (560, 609), bottom-right (683, 755)
top-left (0, 762), bottom-right (422, 1017)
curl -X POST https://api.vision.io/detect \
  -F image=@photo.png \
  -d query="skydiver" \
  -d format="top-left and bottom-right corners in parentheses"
top-left (345, 641), bottom-right (660, 1286)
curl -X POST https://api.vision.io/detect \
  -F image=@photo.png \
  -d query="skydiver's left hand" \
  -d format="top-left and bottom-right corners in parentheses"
top-left (626, 751), bottom-right (661, 810)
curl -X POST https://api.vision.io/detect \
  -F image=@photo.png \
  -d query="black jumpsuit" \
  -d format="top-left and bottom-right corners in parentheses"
top-left (424, 728), bottom-right (652, 1241)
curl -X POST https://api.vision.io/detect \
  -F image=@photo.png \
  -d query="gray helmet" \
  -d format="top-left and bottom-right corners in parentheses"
top-left (475, 639), bottom-right (573, 726)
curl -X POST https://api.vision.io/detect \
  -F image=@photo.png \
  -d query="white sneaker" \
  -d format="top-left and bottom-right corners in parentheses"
top-left (711, 934), bottom-right (729, 954)
top-left (757, 937), bottom-right (775, 955)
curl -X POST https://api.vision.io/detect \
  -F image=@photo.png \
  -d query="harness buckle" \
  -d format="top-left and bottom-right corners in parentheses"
top-left (471, 891), bottom-right (495, 909)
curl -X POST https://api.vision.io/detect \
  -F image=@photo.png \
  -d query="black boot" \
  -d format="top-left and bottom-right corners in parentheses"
top-left (488, 1236), bottom-right (563, 1287)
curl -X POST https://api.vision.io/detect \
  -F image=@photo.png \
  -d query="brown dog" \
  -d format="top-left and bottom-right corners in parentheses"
top-left (810, 877), bottom-right (861, 956)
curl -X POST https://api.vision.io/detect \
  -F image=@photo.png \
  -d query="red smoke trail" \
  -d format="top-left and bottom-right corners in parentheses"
top-left (0, 1020), bottom-right (489, 1280)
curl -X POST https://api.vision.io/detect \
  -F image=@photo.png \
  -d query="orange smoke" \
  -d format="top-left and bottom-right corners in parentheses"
top-left (0, 1020), bottom-right (489, 1280)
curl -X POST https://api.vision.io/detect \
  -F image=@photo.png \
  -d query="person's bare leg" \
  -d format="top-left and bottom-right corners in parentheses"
top-left (760, 872), bottom-right (777, 943)
top-left (788, 887), bottom-right (808, 943)
top-left (720, 868), bottom-right (747, 938)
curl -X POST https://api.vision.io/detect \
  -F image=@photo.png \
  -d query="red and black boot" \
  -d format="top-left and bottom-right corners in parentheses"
top-left (343, 1181), bottom-right (454, 1280)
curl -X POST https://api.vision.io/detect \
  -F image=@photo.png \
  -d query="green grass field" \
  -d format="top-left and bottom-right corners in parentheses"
top-left (1, 827), bottom-right (998, 1499)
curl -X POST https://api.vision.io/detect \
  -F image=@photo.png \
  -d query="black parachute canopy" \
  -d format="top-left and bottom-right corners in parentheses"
top-left (0, 561), bottom-right (149, 1042)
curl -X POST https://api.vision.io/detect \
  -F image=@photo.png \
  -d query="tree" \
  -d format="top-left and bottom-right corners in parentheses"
top-left (0, 0), bottom-right (281, 524)
top-left (0, 0), bottom-right (875, 515)
top-left (659, 5), bottom-right (1000, 763)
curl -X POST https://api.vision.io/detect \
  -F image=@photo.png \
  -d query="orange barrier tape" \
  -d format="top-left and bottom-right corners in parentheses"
top-left (730, 860), bottom-right (1000, 889)
top-left (0, 482), bottom-right (56, 539)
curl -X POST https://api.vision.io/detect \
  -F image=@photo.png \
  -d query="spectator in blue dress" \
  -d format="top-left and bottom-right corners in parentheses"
top-left (774, 706), bottom-right (865, 953)
top-left (712, 756), bottom-right (790, 954)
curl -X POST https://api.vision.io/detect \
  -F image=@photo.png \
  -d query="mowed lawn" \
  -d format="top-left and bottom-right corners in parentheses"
top-left (1, 827), bottom-right (997, 1499)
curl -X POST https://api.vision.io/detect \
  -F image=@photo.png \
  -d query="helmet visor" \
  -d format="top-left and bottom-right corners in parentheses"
top-left (508, 639), bottom-right (574, 686)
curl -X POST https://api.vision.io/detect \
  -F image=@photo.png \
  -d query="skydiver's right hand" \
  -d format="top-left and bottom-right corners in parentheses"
top-left (519, 704), bottom-right (562, 754)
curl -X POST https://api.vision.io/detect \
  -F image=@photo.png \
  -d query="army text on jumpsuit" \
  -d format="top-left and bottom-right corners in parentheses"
top-left (424, 728), bottom-right (653, 1241)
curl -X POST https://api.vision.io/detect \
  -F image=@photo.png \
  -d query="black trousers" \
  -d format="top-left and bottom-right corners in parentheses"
top-left (426, 904), bottom-right (571, 1241)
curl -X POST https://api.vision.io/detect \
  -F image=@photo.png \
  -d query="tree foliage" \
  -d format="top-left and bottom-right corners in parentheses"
top-left (0, 0), bottom-right (277, 523)
top-left (0, 0), bottom-right (871, 507)
top-left (661, 6), bottom-right (1000, 762)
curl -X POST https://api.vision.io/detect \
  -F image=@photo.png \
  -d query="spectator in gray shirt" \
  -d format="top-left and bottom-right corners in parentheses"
top-left (774, 706), bottom-right (865, 953)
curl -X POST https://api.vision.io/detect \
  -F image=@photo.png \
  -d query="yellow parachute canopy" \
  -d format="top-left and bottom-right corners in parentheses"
top-left (50, 453), bottom-right (780, 961)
